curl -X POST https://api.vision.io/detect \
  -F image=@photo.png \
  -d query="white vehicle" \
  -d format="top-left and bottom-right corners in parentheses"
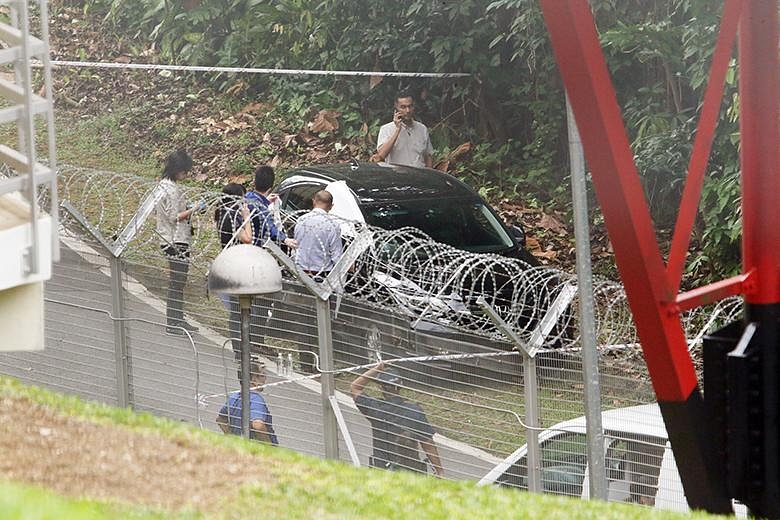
top-left (478, 403), bottom-right (746, 515)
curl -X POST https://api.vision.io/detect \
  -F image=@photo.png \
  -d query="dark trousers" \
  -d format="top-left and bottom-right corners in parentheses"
top-left (163, 243), bottom-right (190, 326)
top-left (228, 296), bottom-right (242, 358)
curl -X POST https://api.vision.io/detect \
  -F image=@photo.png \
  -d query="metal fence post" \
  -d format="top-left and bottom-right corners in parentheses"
top-left (317, 296), bottom-right (339, 459)
top-left (108, 254), bottom-right (131, 408)
top-left (523, 354), bottom-right (542, 493)
top-left (264, 238), bottom-right (367, 461)
top-left (477, 297), bottom-right (542, 493)
top-left (61, 202), bottom-right (132, 407)
top-left (567, 94), bottom-right (607, 499)
top-left (240, 295), bottom-right (252, 440)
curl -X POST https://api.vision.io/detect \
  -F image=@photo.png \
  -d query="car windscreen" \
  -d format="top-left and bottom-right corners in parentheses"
top-left (364, 199), bottom-right (515, 253)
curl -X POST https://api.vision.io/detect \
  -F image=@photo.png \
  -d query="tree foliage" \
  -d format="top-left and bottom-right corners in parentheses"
top-left (83, 0), bottom-right (742, 279)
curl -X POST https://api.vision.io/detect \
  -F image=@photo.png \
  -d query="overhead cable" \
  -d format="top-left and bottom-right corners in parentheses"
top-left (44, 60), bottom-right (471, 78)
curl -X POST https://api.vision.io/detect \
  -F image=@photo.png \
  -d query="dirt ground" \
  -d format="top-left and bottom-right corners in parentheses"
top-left (0, 394), bottom-right (273, 513)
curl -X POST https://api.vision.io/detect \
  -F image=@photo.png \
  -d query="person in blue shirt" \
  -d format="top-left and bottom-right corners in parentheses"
top-left (245, 165), bottom-right (297, 248)
top-left (216, 360), bottom-right (279, 445)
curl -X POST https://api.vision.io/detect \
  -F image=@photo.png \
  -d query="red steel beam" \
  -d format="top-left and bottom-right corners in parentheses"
top-left (675, 272), bottom-right (752, 313)
top-left (737, 3), bottom-right (780, 515)
top-left (538, 0), bottom-right (743, 511)
top-left (538, 0), bottom-right (695, 403)
top-left (739, 0), bottom-right (780, 304)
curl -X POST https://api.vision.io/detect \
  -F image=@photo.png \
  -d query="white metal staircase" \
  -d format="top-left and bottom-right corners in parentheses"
top-left (0, 0), bottom-right (57, 351)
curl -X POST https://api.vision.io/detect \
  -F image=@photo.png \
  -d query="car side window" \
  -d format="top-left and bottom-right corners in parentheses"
top-left (605, 435), bottom-right (665, 506)
top-left (605, 439), bottom-right (628, 481)
top-left (283, 184), bottom-right (321, 211)
top-left (539, 433), bottom-right (588, 496)
top-left (498, 432), bottom-right (587, 497)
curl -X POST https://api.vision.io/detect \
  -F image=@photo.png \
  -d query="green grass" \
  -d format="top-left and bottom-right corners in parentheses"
top-left (0, 107), bottom-right (160, 178)
top-left (0, 376), bottom-right (725, 520)
top-left (0, 481), bottom-right (175, 520)
top-left (55, 108), bottom-right (159, 176)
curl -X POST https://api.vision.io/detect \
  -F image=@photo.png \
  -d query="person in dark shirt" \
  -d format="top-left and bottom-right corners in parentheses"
top-left (244, 166), bottom-right (296, 357)
top-left (350, 361), bottom-right (443, 476)
top-left (214, 182), bottom-right (252, 249)
top-left (214, 182), bottom-right (252, 362)
top-left (245, 165), bottom-right (296, 248)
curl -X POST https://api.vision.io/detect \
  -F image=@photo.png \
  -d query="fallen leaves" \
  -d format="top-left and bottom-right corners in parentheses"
top-left (539, 213), bottom-right (567, 236)
top-left (194, 114), bottom-right (253, 135)
top-left (239, 102), bottom-right (270, 115)
top-left (526, 237), bottom-right (558, 261)
top-left (307, 109), bottom-right (341, 134)
top-left (434, 141), bottom-right (472, 172)
top-left (224, 81), bottom-right (247, 97)
top-left (497, 200), bottom-right (576, 266)
top-left (369, 55), bottom-right (383, 90)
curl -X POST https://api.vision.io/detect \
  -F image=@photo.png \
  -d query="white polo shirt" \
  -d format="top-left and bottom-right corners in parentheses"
top-left (377, 120), bottom-right (433, 168)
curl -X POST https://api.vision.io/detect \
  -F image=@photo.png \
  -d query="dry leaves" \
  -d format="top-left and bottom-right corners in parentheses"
top-left (224, 81), bottom-right (248, 96)
top-left (195, 115), bottom-right (253, 135)
top-left (539, 213), bottom-right (567, 236)
top-left (307, 109), bottom-right (341, 134)
top-left (239, 102), bottom-right (270, 115)
top-left (370, 55), bottom-right (383, 90)
top-left (526, 237), bottom-right (557, 261)
top-left (434, 141), bottom-right (472, 171)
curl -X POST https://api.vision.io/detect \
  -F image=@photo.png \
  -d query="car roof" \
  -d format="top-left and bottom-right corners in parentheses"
top-left (542, 403), bottom-right (667, 441)
top-left (280, 162), bottom-right (481, 204)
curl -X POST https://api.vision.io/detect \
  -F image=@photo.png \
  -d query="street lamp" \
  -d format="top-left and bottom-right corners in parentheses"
top-left (208, 243), bottom-right (282, 439)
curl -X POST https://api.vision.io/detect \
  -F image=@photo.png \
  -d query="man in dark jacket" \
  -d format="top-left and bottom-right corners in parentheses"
top-left (351, 361), bottom-right (443, 476)
top-left (244, 165), bottom-right (297, 356)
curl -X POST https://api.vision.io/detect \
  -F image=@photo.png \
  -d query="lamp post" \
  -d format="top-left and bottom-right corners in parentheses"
top-left (208, 244), bottom-right (282, 439)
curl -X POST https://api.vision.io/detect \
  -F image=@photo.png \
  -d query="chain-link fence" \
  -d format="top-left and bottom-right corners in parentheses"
top-left (0, 166), bottom-right (742, 511)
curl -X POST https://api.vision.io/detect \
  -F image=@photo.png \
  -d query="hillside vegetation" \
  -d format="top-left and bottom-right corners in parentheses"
top-left (67, 0), bottom-right (740, 278)
top-left (42, 0), bottom-right (742, 279)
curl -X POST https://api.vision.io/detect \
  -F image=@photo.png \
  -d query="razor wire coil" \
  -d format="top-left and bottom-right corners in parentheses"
top-left (55, 165), bottom-right (741, 353)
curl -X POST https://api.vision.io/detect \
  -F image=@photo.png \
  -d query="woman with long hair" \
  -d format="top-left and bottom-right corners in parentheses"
top-left (154, 149), bottom-right (202, 335)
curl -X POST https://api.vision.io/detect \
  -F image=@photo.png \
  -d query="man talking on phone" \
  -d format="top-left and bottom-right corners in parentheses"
top-left (373, 92), bottom-right (433, 168)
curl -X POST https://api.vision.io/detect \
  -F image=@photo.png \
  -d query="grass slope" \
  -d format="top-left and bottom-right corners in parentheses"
top-left (0, 377), bottom-right (723, 520)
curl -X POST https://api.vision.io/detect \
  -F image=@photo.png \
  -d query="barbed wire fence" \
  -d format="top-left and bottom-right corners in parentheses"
top-left (0, 165), bottom-right (742, 507)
